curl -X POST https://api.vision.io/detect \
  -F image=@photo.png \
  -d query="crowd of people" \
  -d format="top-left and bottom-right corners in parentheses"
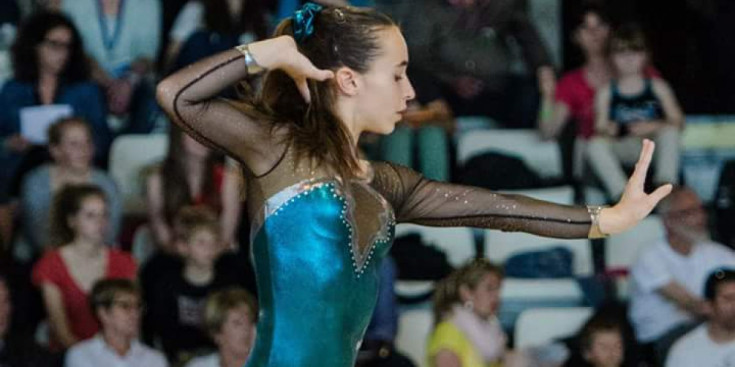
top-left (0, 0), bottom-right (732, 366)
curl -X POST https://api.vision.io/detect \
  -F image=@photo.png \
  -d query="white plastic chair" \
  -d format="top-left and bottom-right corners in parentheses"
top-left (605, 215), bottom-right (665, 271)
top-left (485, 231), bottom-right (593, 277)
top-left (395, 307), bottom-right (434, 367)
top-left (515, 307), bottom-right (593, 349)
top-left (108, 134), bottom-right (168, 215)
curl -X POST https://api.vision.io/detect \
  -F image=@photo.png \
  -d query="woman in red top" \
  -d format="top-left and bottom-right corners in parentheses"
top-left (537, 4), bottom-right (660, 180)
top-left (32, 184), bottom-right (136, 350)
top-left (146, 126), bottom-right (242, 252)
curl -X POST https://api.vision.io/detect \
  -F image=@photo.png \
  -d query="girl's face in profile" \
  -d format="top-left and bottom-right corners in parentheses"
top-left (352, 26), bottom-right (416, 135)
top-left (69, 195), bottom-right (109, 244)
top-left (37, 26), bottom-right (72, 76)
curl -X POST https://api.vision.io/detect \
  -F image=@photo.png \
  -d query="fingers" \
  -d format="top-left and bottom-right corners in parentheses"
top-left (295, 78), bottom-right (311, 104)
top-left (648, 183), bottom-right (673, 207)
top-left (630, 139), bottom-right (655, 188)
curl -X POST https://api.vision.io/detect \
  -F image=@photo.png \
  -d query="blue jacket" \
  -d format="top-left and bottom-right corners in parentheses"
top-left (0, 79), bottom-right (111, 165)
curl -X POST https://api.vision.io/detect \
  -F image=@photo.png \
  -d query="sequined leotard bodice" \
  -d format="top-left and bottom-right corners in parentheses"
top-left (156, 48), bottom-right (595, 366)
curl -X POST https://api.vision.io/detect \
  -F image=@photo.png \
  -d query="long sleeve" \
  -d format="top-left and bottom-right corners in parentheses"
top-left (156, 48), bottom-right (275, 166)
top-left (507, 0), bottom-right (551, 71)
top-left (372, 162), bottom-right (592, 239)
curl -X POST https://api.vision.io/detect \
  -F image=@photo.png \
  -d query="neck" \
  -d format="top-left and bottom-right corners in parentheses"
top-left (585, 54), bottom-right (609, 71)
top-left (56, 164), bottom-right (91, 179)
top-left (617, 74), bottom-right (642, 85)
top-left (39, 70), bottom-right (58, 85)
top-left (102, 0), bottom-right (121, 15)
top-left (184, 263), bottom-right (214, 285)
top-left (69, 238), bottom-right (103, 257)
top-left (220, 348), bottom-right (249, 367)
top-left (708, 322), bottom-right (735, 344)
top-left (102, 330), bottom-right (132, 357)
top-left (667, 233), bottom-right (694, 256)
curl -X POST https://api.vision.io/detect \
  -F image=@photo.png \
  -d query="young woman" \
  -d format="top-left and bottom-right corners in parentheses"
top-left (32, 185), bottom-right (136, 350)
top-left (156, 4), bottom-right (671, 366)
top-left (21, 117), bottom-right (122, 255)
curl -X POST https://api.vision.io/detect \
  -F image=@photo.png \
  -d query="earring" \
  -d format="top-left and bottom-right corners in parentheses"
top-left (463, 300), bottom-right (474, 311)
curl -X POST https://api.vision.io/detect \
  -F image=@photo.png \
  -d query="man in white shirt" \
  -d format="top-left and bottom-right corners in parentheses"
top-left (65, 279), bottom-right (168, 367)
top-left (629, 187), bottom-right (735, 363)
top-left (666, 269), bottom-right (735, 367)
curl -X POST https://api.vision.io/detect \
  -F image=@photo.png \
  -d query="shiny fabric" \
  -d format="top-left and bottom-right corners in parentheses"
top-left (248, 178), bottom-right (394, 366)
top-left (156, 46), bottom-right (598, 367)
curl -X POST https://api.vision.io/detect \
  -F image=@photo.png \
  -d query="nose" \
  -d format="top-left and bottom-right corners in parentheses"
top-left (404, 77), bottom-right (416, 102)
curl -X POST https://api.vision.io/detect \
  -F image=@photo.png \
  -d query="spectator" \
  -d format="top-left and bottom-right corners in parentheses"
top-left (145, 206), bottom-right (242, 364)
top-left (65, 279), bottom-right (168, 367)
top-left (146, 126), bottom-right (241, 252)
top-left (20, 117), bottom-right (122, 258)
top-left (0, 11), bottom-right (111, 204)
top-left (564, 314), bottom-right (625, 367)
top-left (32, 184), bottom-right (136, 350)
top-left (0, 271), bottom-right (58, 367)
top-left (538, 5), bottom-right (661, 182)
top-left (395, 0), bottom-right (553, 128)
top-left (428, 259), bottom-right (528, 367)
top-left (587, 24), bottom-right (683, 200)
top-left (666, 268), bottom-right (735, 367)
top-left (165, 0), bottom-right (269, 72)
top-left (184, 287), bottom-right (257, 367)
top-left (62, 0), bottom-right (161, 133)
top-left (629, 186), bottom-right (735, 364)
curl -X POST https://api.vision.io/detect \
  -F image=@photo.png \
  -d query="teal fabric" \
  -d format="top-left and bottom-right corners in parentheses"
top-left (247, 180), bottom-right (394, 366)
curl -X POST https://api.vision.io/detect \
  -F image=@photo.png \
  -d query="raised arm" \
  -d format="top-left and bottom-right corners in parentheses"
top-left (156, 36), bottom-right (333, 174)
top-left (374, 140), bottom-right (671, 238)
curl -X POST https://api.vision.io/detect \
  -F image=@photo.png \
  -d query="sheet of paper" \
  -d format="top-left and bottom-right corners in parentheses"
top-left (19, 104), bottom-right (73, 144)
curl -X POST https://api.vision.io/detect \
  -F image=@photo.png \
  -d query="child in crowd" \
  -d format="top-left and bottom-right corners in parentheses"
top-left (145, 206), bottom-right (242, 365)
top-left (588, 24), bottom-right (684, 200)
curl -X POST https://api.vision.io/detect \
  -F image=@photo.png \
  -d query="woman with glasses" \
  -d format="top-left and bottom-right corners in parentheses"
top-left (0, 12), bottom-right (110, 216)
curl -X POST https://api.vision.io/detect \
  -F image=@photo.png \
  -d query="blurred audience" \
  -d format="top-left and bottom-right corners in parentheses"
top-left (184, 287), bottom-right (257, 367)
top-left (0, 271), bottom-right (58, 367)
top-left (65, 279), bottom-right (167, 367)
top-left (144, 207), bottom-right (243, 364)
top-left (396, 0), bottom-right (553, 128)
top-left (429, 259), bottom-right (528, 367)
top-left (20, 117), bottom-right (121, 259)
top-left (0, 11), bottom-right (110, 206)
top-left (629, 186), bottom-right (735, 364)
top-left (666, 268), bottom-right (735, 367)
top-left (587, 24), bottom-right (683, 200)
top-left (32, 185), bottom-right (136, 350)
top-left (166, 0), bottom-right (269, 72)
top-left (146, 126), bottom-right (241, 252)
top-left (62, 0), bottom-right (161, 133)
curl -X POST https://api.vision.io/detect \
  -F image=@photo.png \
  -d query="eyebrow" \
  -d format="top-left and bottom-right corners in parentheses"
top-left (396, 61), bottom-right (408, 68)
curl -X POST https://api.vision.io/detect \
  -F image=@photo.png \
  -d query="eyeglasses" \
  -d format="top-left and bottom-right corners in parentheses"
top-left (110, 300), bottom-right (145, 312)
top-left (42, 38), bottom-right (72, 51)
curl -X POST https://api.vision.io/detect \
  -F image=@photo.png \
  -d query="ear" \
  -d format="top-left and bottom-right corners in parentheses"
top-left (333, 66), bottom-right (360, 97)
top-left (49, 144), bottom-right (62, 161)
top-left (458, 284), bottom-right (473, 303)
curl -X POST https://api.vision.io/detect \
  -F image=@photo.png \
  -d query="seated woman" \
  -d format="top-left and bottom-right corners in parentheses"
top-left (166, 0), bottom-right (269, 72)
top-left (185, 287), bottom-right (258, 367)
top-left (21, 117), bottom-right (121, 257)
top-left (146, 125), bottom-right (242, 252)
top-left (31, 184), bottom-right (136, 350)
top-left (429, 259), bottom-right (527, 367)
top-left (0, 11), bottom-right (111, 192)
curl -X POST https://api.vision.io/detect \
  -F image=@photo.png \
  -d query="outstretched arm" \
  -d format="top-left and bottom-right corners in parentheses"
top-left (374, 140), bottom-right (671, 238)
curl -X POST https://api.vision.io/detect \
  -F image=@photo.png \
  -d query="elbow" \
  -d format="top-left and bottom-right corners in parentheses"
top-left (155, 77), bottom-right (177, 115)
